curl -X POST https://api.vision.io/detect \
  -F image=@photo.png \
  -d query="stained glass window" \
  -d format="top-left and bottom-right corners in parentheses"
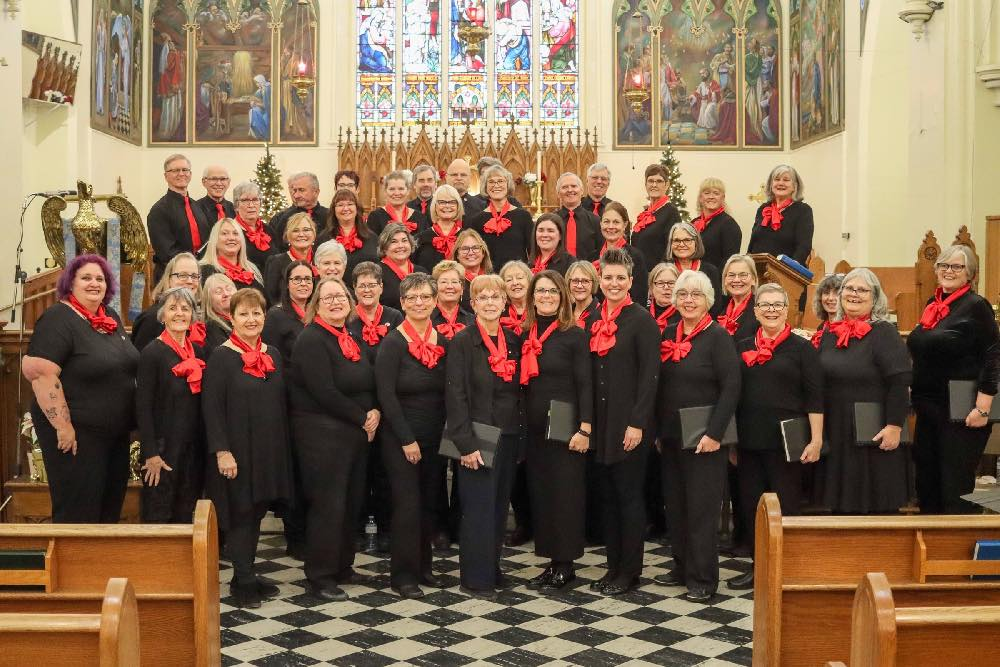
top-left (494, 0), bottom-right (531, 123)
top-left (539, 0), bottom-right (578, 126)
top-left (448, 0), bottom-right (488, 124)
top-left (357, 0), bottom-right (397, 127)
top-left (402, 0), bottom-right (442, 124)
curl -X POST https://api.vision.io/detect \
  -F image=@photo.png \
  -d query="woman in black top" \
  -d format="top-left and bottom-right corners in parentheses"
top-left (414, 184), bottom-right (464, 273)
top-left (529, 213), bottom-right (574, 276)
top-left (747, 165), bottom-right (814, 264)
top-left (716, 254), bottom-right (759, 341)
top-left (631, 164), bottom-right (681, 270)
top-left (262, 260), bottom-right (314, 366)
top-left (200, 273), bottom-right (237, 356)
top-left (656, 269), bottom-right (740, 602)
top-left (521, 271), bottom-right (593, 591)
top-left (585, 248), bottom-right (660, 596)
top-left (22, 254), bottom-right (139, 523)
top-left (665, 221), bottom-right (722, 302)
top-left (199, 218), bottom-right (266, 297)
top-left (691, 178), bottom-right (742, 270)
top-left (202, 288), bottom-right (292, 608)
top-left (264, 213), bottom-right (318, 304)
top-left (317, 189), bottom-right (377, 276)
top-left (376, 273), bottom-right (449, 599)
top-left (366, 170), bottom-right (428, 236)
top-left (350, 261), bottom-right (405, 352)
top-left (431, 261), bottom-right (475, 339)
top-left (810, 273), bottom-right (844, 348)
top-left (907, 245), bottom-right (999, 513)
top-left (465, 164), bottom-right (533, 269)
top-left (136, 288), bottom-right (206, 524)
top-left (289, 277), bottom-right (381, 601)
top-left (131, 252), bottom-right (203, 350)
top-left (445, 274), bottom-right (523, 600)
top-left (453, 229), bottom-right (494, 312)
top-left (232, 180), bottom-right (277, 272)
top-left (728, 284), bottom-right (823, 591)
top-left (567, 260), bottom-right (600, 329)
top-left (648, 263), bottom-right (681, 333)
top-left (378, 223), bottom-right (427, 308)
top-left (314, 240), bottom-right (348, 283)
top-left (598, 202), bottom-right (648, 305)
top-left (818, 268), bottom-right (911, 514)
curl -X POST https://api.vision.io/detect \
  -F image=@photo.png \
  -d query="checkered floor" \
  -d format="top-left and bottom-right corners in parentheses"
top-left (220, 533), bottom-right (754, 666)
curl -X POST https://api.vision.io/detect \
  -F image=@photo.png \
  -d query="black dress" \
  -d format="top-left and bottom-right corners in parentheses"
top-left (747, 201), bottom-right (814, 264)
top-left (413, 224), bottom-right (463, 274)
top-left (135, 337), bottom-right (206, 523)
top-left (555, 205), bottom-right (601, 261)
top-left (148, 190), bottom-right (213, 280)
top-left (631, 202), bottom-right (680, 271)
top-left (268, 204), bottom-right (330, 252)
top-left (28, 303), bottom-right (139, 523)
top-left (380, 262), bottom-right (428, 309)
top-left (262, 304), bottom-right (305, 367)
top-left (130, 303), bottom-right (164, 350)
top-left (696, 211), bottom-right (742, 270)
top-left (316, 227), bottom-right (379, 277)
top-left (818, 321), bottom-right (912, 513)
top-left (366, 207), bottom-right (429, 236)
top-left (465, 207), bottom-right (534, 269)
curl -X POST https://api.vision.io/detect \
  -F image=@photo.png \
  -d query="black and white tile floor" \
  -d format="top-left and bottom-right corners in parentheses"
top-left (220, 534), bottom-right (754, 666)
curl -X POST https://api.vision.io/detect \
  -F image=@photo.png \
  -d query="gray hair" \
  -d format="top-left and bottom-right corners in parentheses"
top-left (163, 153), bottom-right (190, 171)
top-left (721, 254), bottom-right (759, 296)
top-left (648, 262), bottom-right (680, 291)
top-left (767, 164), bottom-right (805, 201)
top-left (477, 156), bottom-right (502, 172)
top-left (377, 222), bottom-right (416, 258)
top-left (399, 272), bottom-right (437, 301)
top-left (672, 269), bottom-right (715, 309)
top-left (836, 267), bottom-right (890, 322)
top-left (315, 239), bottom-right (348, 264)
top-left (664, 222), bottom-right (706, 261)
top-left (587, 162), bottom-right (611, 178)
top-left (754, 283), bottom-right (788, 305)
top-left (202, 165), bottom-right (229, 179)
top-left (430, 184), bottom-right (465, 222)
top-left (813, 273), bottom-right (844, 320)
top-left (480, 164), bottom-right (514, 198)
top-left (556, 172), bottom-right (583, 189)
top-left (383, 170), bottom-right (411, 189)
top-left (156, 286), bottom-right (198, 323)
top-left (566, 260), bottom-right (599, 296)
top-left (232, 180), bottom-right (260, 202)
top-left (288, 171), bottom-right (320, 189)
top-left (412, 164), bottom-right (438, 181)
top-left (936, 244), bottom-right (978, 288)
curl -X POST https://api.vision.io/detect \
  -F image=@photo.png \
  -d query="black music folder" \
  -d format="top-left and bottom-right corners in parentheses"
top-left (679, 406), bottom-right (738, 450)
top-left (439, 421), bottom-right (503, 468)
top-left (546, 400), bottom-right (576, 443)
top-left (853, 402), bottom-right (912, 446)
top-left (949, 380), bottom-right (1000, 423)
top-left (780, 417), bottom-right (810, 463)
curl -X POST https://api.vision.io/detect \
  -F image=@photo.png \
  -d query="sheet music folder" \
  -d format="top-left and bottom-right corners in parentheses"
top-left (679, 406), bottom-right (737, 450)
top-left (439, 422), bottom-right (503, 468)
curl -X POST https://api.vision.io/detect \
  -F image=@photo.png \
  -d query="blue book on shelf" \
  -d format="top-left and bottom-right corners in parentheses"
top-left (972, 539), bottom-right (1000, 581)
top-left (776, 254), bottom-right (814, 280)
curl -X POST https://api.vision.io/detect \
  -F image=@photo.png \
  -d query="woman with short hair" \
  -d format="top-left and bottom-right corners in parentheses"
top-left (350, 261), bottom-right (405, 351)
top-left (313, 240), bottom-right (348, 282)
top-left (499, 260), bottom-right (531, 334)
top-left (566, 260), bottom-right (600, 328)
top-left (529, 213), bottom-right (573, 276)
top-left (811, 273), bottom-right (844, 348)
top-left (716, 254), bottom-right (759, 340)
top-left (597, 202), bottom-right (648, 305)
top-left (378, 223), bottom-right (426, 309)
top-left (632, 164), bottom-right (681, 270)
top-left (131, 252), bottom-right (204, 350)
top-left (665, 221), bottom-right (721, 300)
top-left (232, 180), bottom-right (276, 271)
top-left (264, 212), bottom-right (318, 304)
top-left (431, 260), bottom-right (474, 339)
top-left (747, 165), bottom-right (814, 264)
top-left (690, 178), bottom-right (741, 270)
top-left (415, 184), bottom-right (465, 272)
top-left (648, 263), bottom-right (680, 333)
top-left (318, 189), bottom-right (377, 275)
top-left (201, 273), bottom-right (237, 355)
top-left (367, 171), bottom-right (427, 235)
top-left (199, 218), bottom-right (266, 296)
top-left (466, 164), bottom-right (533, 268)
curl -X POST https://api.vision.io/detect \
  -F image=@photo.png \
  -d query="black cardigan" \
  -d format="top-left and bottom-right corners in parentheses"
top-left (465, 206), bottom-right (534, 270)
top-left (135, 338), bottom-right (205, 461)
top-left (747, 200), bottom-right (814, 264)
top-left (697, 210), bottom-right (743, 270)
top-left (631, 202), bottom-right (681, 271)
top-left (375, 329), bottom-right (450, 445)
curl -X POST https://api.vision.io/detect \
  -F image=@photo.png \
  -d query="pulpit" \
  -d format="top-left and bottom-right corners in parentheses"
top-left (750, 253), bottom-right (810, 327)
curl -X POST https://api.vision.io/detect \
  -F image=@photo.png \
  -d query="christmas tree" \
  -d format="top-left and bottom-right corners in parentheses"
top-left (252, 144), bottom-right (287, 220)
top-left (660, 144), bottom-right (690, 223)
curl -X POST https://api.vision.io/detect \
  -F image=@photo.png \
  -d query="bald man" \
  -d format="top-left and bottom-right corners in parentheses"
top-left (446, 158), bottom-right (486, 217)
top-left (555, 172), bottom-right (601, 261)
top-left (197, 165), bottom-right (236, 222)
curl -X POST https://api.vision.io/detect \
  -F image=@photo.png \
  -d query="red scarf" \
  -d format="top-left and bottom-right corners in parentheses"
top-left (464, 267), bottom-right (483, 282)
top-left (811, 321), bottom-right (828, 349)
top-left (403, 319), bottom-right (444, 368)
top-left (575, 302), bottom-right (595, 329)
top-left (918, 284), bottom-right (970, 330)
top-left (158, 330), bottom-right (205, 393)
top-left (67, 295), bottom-right (118, 334)
top-left (289, 248), bottom-right (319, 277)
top-left (314, 317), bottom-right (361, 362)
top-left (520, 318), bottom-right (560, 385)
top-left (385, 204), bottom-right (416, 233)
top-left (217, 256), bottom-right (254, 285)
top-left (594, 238), bottom-right (626, 270)
top-left (717, 295), bottom-right (751, 336)
top-left (692, 207), bottom-right (725, 233)
top-left (742, 324), bottom-right (791, 367)
top-left (337, 226), bottom-right (364, 252)
top-left (435, 305), bottom-right (466, 339)
top-left (484, 200), bottom-right (512, 235)
top-left (589, 297), bottom-right (632, 357)
top-left (228, 334), bottom-right (276, 378)
top-left (291, 301), bottom-right (306, 323)
top-left (634, 196), bottom-right (669, 234)
top-left (650, 302), bottom-right (677, 333)
top-left (500, 304), bottom-right (526, 332)
top-left (675, 259), bottom-right (701, 274)
top-left (660, 313), bottom-right (713, 362)
top-left (431, 222), bottom-right (461, 258)
top-left (828, 317), bottom-right (873, 348)
top-left (382, 258), bottom-right (413, 281)
top-left (532, 251), bottom-right (555, 274)
top-left (236, 215), bottom-right (272, 252)
top-left (355, 304), bottom-right (388, 345)
top-left (477, 320), bottom-right (516, 382)
top-left (564, 208), bottom-right (578, 256)
top-left (761, 199), bottom-right (793, 231)
top-left (188, 320), bottom-right (207, 346)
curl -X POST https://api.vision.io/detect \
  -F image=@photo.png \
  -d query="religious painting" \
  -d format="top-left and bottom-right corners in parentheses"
top-left (790, 0), bottom-right (844, 148)
top-left (614, 0), bottom-right (653, 147)
top-left (277, 0), bottom-right (319, 144)
top-left (449, 0), bottom-right (487, 124)
top-left (91, 0), bottom-right (143, 145)
top-left (150, 0), bottom-right (190, 144)
top-left (23, 31), bottom-right (82, 104)
top-left (403, 0), bottom-right (442, 124)
top-left (539, 0), bottom-right (578, 126)
top-left (740, 0), bottom-right (781, 148)
top-left (358, 0), bottom-right (397, 126)
top-left (495, 0), bottom-right (532, 123)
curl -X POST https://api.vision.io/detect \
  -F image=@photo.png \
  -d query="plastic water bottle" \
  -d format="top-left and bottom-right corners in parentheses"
top-left (364, 516), bottom-right (378, 553)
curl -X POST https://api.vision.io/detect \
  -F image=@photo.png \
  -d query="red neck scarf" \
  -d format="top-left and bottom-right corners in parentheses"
top-left (532, 251), bottom-right (555, 274)
top-left (575, 301), bottom-right (594, 329)
top-left (188, 320), bottom-right (207, 346)
top-left (337, 225), bottom-right (364, 252)
top-left (355, 304), bottom-right (388, 345)
top-left (464, 267), bottom-right (483, 282)
top-left (288, 248), bottom-right (319, 276)
top-left (159, 330), bottom-right (205, 393)
top-left (692, 207), bottom-right (725, 233)
top-left (314, 317), bottom-right (361, 362)
top-left (403, 319), bottom-right (444, 368)
top-left (634, 196), bottom-right (669, 234)
top-left (520, 318), bottom-right (560, 385)
top-left (919, 284), bottom-right (970, 330)
top-left (385, 204), bottom-right (416, 232)
top-left (717, 295), bottom-right (751, 336)
top-left (564, 208), bottom-right (578, 256)
top-left (675, 258), bottom-right (701, 273)
top-left (431, 221), bottom-right (461, 258)
top-left (500, 304), bottom-right (526, 332)
top-left (435, 304), bottom-right (466, 339)
top-left (761, 199), bottom-right (793, 231)
top-left (828, 316), bottom-right (873, 348)
top-left (589, 297), bottom-right (632, 356)
top-left (599, 237), bottom-right (626, 258)
top-left (183, 194), bottom-right (202, 249)
top-left (660, 313), bottom-right (713, 362)
top-left (291, 301), bottom-right (306, 323)
top-left (650, 302), bottom-right (677, 334)
top-left (236, 215), bottom-right (272, 252)
top-left (742, 324), bottom-right (791, 367)
top-left (811, 320), bottom-right (828, 349)
top-left (477, 320), bottom-right (516, 382)
top-left (484, 200), bottom-right (512, 235)
top-left (217, 256), bottom-right (254, 285)
top-left (228, 334), bottom-right (275, 378)
top-left (67, 295), bottom-right (118, 334)
top-left (382, 258), bottom-right (413, 281)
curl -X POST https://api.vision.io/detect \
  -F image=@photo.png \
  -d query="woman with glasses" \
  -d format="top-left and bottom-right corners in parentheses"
top-left (314, 240), bottom-right (348, 282)
top-left (378, 223), bottom-right (425, 309)
top-left (811, 274), bottom-right (844, 348)
top-left (367, 171), bottom-right (427, 236)
top-left (665, 222), bottom-right (721, 306)
top-left (467, 165), bottom-right (533, 269)
top-left (529, 213), bottom-right (574, 276)
top-left (818, 268), bottom-right (911, 514)
top-left (566, 260), bottom-right (601, 328)
top-left (414, 184), bottom-right (465, 273)
top-left (451, 229), bottom-right (493, 311)
top-left (264, 213), bottom-right (319, 305)
top-left (690, 178), bottom-right (741, 271)
top-left (318, 189), bottom-right (377, 276)
top-left (716, 254), bottom-right (759, 341)
top-left (289, 277), bottom-right (380, 601)
top-left (632, 164), bottom-right (681, 270)
top-left (201, 273), bottom-right (238, 356)
top-left (648, 263), bottom-right (681, 334)
top-left (232, 181), bottom-right (276, 272)
top-left (728, 284), bottom-right (823, 591)
top-left (655, 270), bottom-right (740, 603)
top-left (747, 165), bottom-right (814, 264)
top-left (131, 252), bottom-right (204, 350)
top-left (597, 203), bottom-right (648, 305)
top-left (908, 246), bottom-right (999, 513)
top-left (199, 219), bottom-right (266, 299)
top-left (431, 261), bottom-right (475, 340)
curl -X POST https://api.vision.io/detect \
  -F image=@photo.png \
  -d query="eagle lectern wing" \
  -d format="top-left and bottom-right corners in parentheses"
top-left (40, 195), bottom-right (68, 268)
top-left (107, 194), bottom-right (149, 271)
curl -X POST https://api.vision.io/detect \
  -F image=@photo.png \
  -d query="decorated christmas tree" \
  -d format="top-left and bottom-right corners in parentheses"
top-left (252, 144), bottom-right (287, 221)
top-left (660, 144), bottom-right (690, 223)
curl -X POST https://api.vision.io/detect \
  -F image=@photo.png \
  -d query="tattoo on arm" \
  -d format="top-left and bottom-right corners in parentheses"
top-left (44, 408), bottom-right (58, 420)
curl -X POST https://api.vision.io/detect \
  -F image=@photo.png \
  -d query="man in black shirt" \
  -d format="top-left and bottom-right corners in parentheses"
top-left (555, 172), bottom-right (601, 261)
top-left (269, 171), bottom-right (328, 252)
top-left (147, 153), bottom-right (213, 281)
top-left (446, 159), bottom-right (485, 218)
top-left (408, 164), bottom-right (438, 217)
top-left (196, 165), bottom-right (236, 222)
top-left (585, 163), bottom-right (614, 218)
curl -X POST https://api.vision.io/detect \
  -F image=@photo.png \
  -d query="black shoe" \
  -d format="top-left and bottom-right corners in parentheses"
top-left (285, 543), bottom-right (306, 561)
top-left (527, 567), bottom-right (555, 591)
top-left (654, 571), bottom-right (684, 587)
top-left (459, 585), bottom-right (498, 600)
top-left (720, 543), bottom-right (752, 558)
top-left (335, 569), bottom-right (377, 586)
top-left (727, 570), bottom-right (755, 590)
top-left (684, 588), bottom-right (715, 603)
top-left (230, 582), bottom-right (262, 609)
top-left (392, 583), bottom-right (425, 599)
top-left (589, 571), bottom-right (616, 592)
top-left (306, 582), bottom-right (348, 602)
top-left (256, 577), bottom-right (281, 599)
top-left (504, 527), bottom-right (532, 547)
top-left (602, 576), bottom-right (639, 596)
top-left (432, 532), bottom-right (451, 550)
top-left (419, 572), bottom-right (442, 588)
top-left (540, 570), bottom-right (576, 591)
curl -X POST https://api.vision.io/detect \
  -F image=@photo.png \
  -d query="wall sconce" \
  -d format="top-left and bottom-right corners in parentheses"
top-left (4, 0), bottom-right (21, 18)
top-left (898, 0), bottom-right (944, 41)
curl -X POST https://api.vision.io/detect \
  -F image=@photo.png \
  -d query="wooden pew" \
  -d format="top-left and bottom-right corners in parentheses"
top-left (752, 493), bottom-right (1000, 666)
top-left (0, 577), bottom-right (139, 667)
top-left (0, 499), bottom-right (220, 666)
top-left (848, 572), bottom-right (1000, 667)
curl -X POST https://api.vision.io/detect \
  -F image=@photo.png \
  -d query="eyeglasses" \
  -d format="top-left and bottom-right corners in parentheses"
top-left (166, 167), bottom-right (191, 174)
top-left (534, 287), bottom-right (560, 296)
top-left (458, 245), bottom-right (482, 254)
top-left (652, 280), bottom-right (676, 289)
top-left (355, 282), bottom-right (381, 291)
top-left (336, 182), bottom-right (358, 189)
top-left (842, 285), bottom-right (872, 296)
top-left (725, 272), bottom-right (752, 280)
top-left (935, 262), bottom-right (966, 273)
top-left (756, 302), bottom-right (787, 311)
top-left (646, 177), bottom-right (666, 185)
top-left (319, 293), bottom-right (350, 304)
top-left (211, 287), bottom-right (235, 296)
top-left (289, 276), bottom-right (314, 285)
top-left (486, 179), bottom-right (507, 187)
top-left (238, 197), bottom-right (261, 205)
top-left (170, 272), bottom-right (200, 281)
top-left (675, 290), bottom-right (705, 300)
top-left (204, 176), bottom-right (230, 183)
top-left (569, 277), bottom-right (593, 285)
top-left (475, 294), bottom-right (505, 303)
top-left (437, 200), bottom-right (458, 206)
top-left (672, 237), bottom-right (695, 246)
top-left (403, 293), bottom-right (435, 303)
top-left (589, 176), bottom-right (610, 182)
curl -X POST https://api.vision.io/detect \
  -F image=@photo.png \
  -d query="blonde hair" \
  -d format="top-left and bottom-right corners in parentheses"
top-left (452, 228), bottom-right (493, 274)
top-left (305, 277), bottom-right (357, 324)
top-left (721, 254), bottom-right (759, 296)
top-left (697, 177), bottom-right (727, 213)
top-left (566, 260), bottom-right (599, 296)
top-left (152, 252), bottom-right (199, 300)
top-left (470, 274), bottom-right (507, 300)
top-left (201, 273), bottom-right (237, 332)
top-left (430, 184), bottom-right (465, 223)
top-left (432, 259), bottom-right (464, 281)
top-left (283, 211), bottom-right (317, 243)
top-left (199, 219), bottom-right (263, 283)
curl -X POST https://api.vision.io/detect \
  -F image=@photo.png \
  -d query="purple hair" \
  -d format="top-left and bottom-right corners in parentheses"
top-left (57, 254), bottom-right (118, 306)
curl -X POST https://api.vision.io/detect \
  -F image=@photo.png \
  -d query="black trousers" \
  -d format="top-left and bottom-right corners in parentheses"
top-left (227, 501), bottom-right (269, 585)
top-left (661, 442), bottom-right (727, 593)
top-left (382, 437), bottom-right (446, 586)
top-left (363, 434), bottom-right (392, 533)
top-left (292, 412), bottom-right (368, 585)
top-left (597, 444), bottom-right (649, 584)
top-left (727, 461), bottom-right (747, 547)
top-left (458, 434), bottom-right (517, 591)
top-left (35, 418), bottom-right (130, 524)
top-left (584, 454), bottom-right (605, 544)
top-left (736, 448), bottom-right (803, 558)
top-left (510, 460), bottom-right (533, 534)
top-left (141, 440), bottom-right (205, 524)
top-left (913, 399), bottom-right (992, 514)
top-left (644, 446), bottom-right (667, 536)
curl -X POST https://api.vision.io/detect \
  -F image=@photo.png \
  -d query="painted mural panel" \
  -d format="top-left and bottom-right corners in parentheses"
top-left (741, 0), bottom-right (781, 147)
top-left (614, 0), bottom-right (653, 147)
top-left (358, 0), bottom-right (397, 126)
top-left (278, 0), bottom-right (319, 143)
top-left (150, 0), bottom-right (188, 144)
top-left (92, 0), bottom-right (143, 145)
top-left (790, 0), bottom-right (844, 148)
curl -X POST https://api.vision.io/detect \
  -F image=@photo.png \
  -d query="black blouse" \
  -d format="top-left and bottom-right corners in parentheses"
top-left (262, 304), bottom-right (305, 367)
top-left (698, 211), bottom-right (743, 271)
top-left (465, 207), bottom-right (534, 269)
top-left (366, 207), bottom-right (430, 236)
top-left (523, 315), bottom-right (593, 435)
top-left (715, 294), bottom-right (760, 341)
top-left (413, 224), bottom-right (464, 274)
top-left (379, 263), bottom-right (428, 309)
top-left (555, 205), bottom-right (601, 262)
top-left (349, 305), bottom-right (404, 352)
top-left (316, 227), bottom-right (379, 277)
top-left (747, 200), bottom-right (814, 264)
top-left (135, 338), bottom-right (205, 461)
top-left (375, 329), bottom-right (449, 445)
top-left (268, 204), bottom-right (329, 252)
top-left (631, 202), bottom-right (681, 271)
